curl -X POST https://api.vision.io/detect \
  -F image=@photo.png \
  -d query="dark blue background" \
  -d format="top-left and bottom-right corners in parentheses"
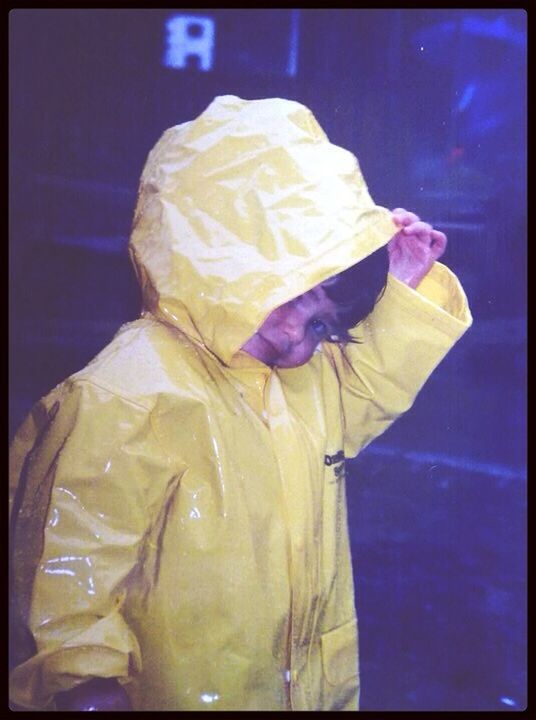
top-left (9, 9), bottom-right (527, 711)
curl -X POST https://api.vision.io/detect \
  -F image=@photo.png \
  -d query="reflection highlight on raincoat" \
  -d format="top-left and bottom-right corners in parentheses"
top-left (9, 95), bottom-right (471, 711)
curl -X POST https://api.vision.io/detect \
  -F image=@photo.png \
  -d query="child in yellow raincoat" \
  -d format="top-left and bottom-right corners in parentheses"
top-left (9, 96), bottom-right (472, 711)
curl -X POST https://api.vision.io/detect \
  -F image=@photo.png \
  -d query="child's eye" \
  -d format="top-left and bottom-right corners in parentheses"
top-left (310, 318), bottom-right (329, 338)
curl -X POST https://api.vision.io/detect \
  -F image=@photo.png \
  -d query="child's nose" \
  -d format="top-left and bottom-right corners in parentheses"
top-left (282, 312), bottom-right (306, 344)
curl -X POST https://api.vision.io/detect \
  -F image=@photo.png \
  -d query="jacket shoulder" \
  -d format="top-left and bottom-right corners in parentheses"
top-left (72, 317), bottom-right (209, 406)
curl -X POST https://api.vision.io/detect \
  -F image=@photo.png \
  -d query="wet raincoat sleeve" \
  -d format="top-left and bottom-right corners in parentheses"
top-left (326, 261), bottom-right (472, 458)
top-left (9, 378), bottom-right (178, 710)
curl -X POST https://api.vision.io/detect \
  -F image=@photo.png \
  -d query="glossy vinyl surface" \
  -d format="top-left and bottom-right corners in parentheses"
top-left (9, 96), bottom-right (471, 710)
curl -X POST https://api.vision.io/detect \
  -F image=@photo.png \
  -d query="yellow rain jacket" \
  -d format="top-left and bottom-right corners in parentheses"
top-left (9, 96), bottom-right (472, 711)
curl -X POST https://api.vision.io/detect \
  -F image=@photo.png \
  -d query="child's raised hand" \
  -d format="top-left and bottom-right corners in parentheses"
top-left (387, 208), bottom-right (447, 289)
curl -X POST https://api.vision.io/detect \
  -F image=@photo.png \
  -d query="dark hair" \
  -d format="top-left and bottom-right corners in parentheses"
top-left (323, 247), bottom-right (389, 343)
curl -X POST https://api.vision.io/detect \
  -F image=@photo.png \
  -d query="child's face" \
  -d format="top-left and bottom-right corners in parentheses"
top-left (241, 283), bottom-right (340, 368)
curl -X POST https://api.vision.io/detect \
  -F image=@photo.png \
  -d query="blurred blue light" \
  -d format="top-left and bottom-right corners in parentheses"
top-left (462, 15), bottom-right (526, 47)
top-left (457, 83), bottom-right (476, 112)
top-left (413, 12), bottom-right (526, 63)
top-left (286, 9), bottom-right (300, 77)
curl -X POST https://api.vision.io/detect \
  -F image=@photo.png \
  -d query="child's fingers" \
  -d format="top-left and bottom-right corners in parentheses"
top-left (431, 229), bottom-right (447, 258)
top-left (391, 208), bottom-right (420, 226)
top-left (402, 221), bottom-right (433, 239)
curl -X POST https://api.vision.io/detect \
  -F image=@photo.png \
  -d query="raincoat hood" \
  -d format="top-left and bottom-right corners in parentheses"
top-left (129, 95), bottom-right (396, 366)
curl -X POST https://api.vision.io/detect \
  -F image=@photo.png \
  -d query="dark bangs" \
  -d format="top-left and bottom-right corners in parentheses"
top-left (323, 247), bottom-right (389, 343)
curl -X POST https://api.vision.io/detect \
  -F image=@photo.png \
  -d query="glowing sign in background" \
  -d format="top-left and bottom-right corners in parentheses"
top-left (164, 15), bottom-right (216, 72)
top-left (163, 10), bottom-right (300, 78)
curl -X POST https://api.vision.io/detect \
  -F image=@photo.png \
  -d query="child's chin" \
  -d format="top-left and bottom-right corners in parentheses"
top-left (273, 356), bottom-right (310, 369)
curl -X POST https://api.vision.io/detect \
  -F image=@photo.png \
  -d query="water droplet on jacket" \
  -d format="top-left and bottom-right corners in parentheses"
top-left (48, 508), bottom-right (60, 528)
top-left (200, 692), bottom-right (219, 704)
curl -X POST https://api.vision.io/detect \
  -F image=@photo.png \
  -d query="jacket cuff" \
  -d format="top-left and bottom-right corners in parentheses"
top-left (385, 261), bottom-right (472, 341)
top-left (9, 610), bottom-right (141, 710)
